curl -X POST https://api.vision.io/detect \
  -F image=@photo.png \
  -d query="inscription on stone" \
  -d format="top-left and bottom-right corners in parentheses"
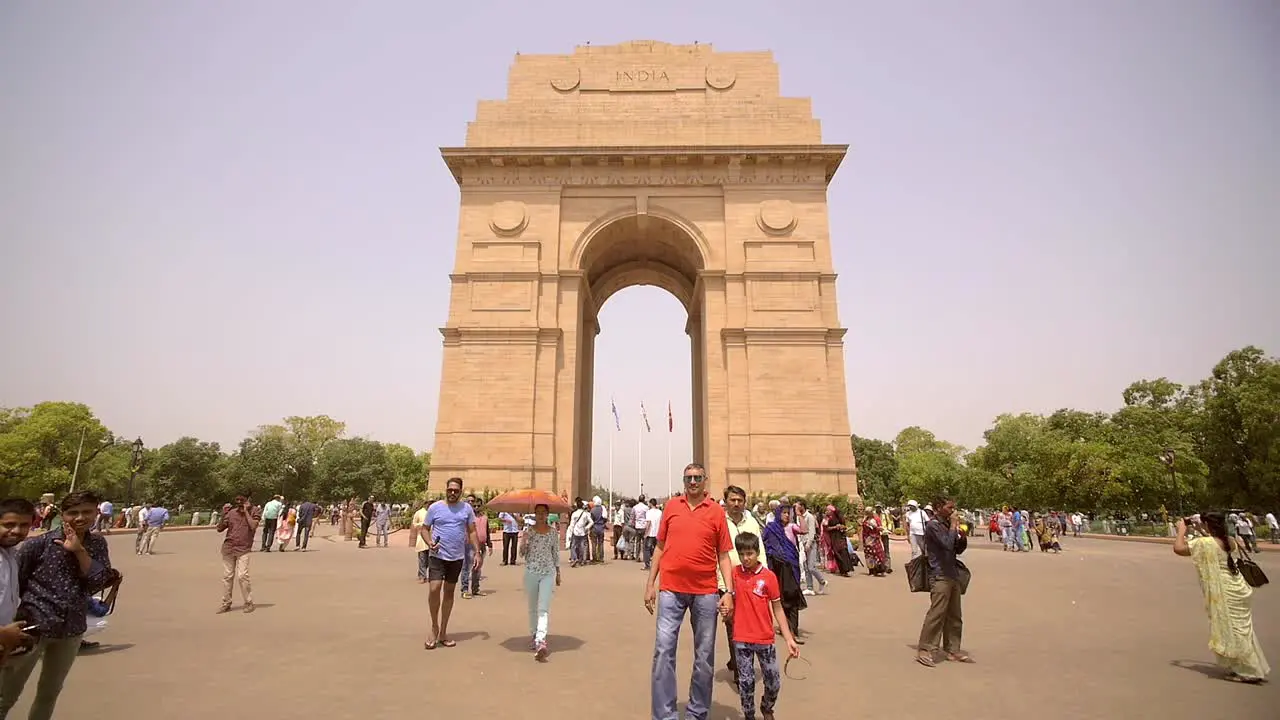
top-left (615, 68), bottom-right (670, 88)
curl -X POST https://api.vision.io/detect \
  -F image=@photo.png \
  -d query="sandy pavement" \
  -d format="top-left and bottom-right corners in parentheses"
top-left (12, 525), bottom-right (1278, 719)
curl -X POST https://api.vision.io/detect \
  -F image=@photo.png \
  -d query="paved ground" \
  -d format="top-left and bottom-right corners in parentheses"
top-left (16, 527), bottom-right (1279, 719)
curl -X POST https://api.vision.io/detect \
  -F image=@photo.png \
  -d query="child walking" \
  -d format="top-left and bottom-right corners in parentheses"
top-left (727, 531), bottom-right (800, 720)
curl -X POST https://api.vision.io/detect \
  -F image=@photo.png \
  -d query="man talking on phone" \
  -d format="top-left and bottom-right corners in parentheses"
top-left (421, 478), bottom-right (482, 650)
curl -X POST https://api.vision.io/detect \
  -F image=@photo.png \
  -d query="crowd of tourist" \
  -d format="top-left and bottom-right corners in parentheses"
top-left (0, 473), bottom-right (1272, 719)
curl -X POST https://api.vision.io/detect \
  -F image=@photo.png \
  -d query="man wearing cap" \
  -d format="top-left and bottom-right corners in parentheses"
top-left (906, 500), bottom-right (928, 560)
top-left (590, 495), bottom-right (607, 563)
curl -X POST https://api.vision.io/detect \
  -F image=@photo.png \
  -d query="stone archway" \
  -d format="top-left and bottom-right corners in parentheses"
top-left (572, 211), bottom-right (708, 495)
top-left (431, 41), bottom-right (859, 500)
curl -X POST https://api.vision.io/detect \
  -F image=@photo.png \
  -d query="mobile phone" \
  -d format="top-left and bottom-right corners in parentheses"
top-left (19, 624), bottom-right (37, 633)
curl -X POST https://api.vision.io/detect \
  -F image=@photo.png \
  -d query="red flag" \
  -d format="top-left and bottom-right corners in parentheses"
top-left (668, 401), bottom-right (673, 432)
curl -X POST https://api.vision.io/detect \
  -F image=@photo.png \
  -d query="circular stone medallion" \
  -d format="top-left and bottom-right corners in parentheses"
top-left (489, 201), bottom-right (529, 236)
top-left (757, 199), bottom-right (796, 235)
top-left (550, 66), bottom-right (581, 92)
top-left (705, 65), bottom-right (736, 91)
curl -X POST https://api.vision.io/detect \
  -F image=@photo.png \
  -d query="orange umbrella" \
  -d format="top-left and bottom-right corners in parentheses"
top-left (485, 489), bottom-right (573, 514)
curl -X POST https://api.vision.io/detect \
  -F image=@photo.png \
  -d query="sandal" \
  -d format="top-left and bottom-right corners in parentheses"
top-left (440, 639), bottom-right (457, 648)
top-left (915, 653), bottom-right (936, 668)
top-left (1224, 674), bottom-right (1264, 685)
top-left (946, 652), bottom-right (975, 663)
top-left (423, 640), bottom-right (437, 650)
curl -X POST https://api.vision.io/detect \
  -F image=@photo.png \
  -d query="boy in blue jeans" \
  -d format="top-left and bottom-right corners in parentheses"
top-left (726, 531), bottom-right (800, 720)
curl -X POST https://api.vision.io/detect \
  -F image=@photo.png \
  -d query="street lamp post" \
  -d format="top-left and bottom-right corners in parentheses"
top-left (1160, 448), bottom-right (1177, 514)
top-left (126, 437), bottom-right (144, 506)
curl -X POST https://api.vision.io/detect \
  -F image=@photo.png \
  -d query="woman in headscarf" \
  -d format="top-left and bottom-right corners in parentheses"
top-left (1174, 512), bottom-right (1269, 683)
top-left (821, 505), bottom-right (854, 576)
top-left (763, 504), bottom-right (807, 642)
top-left (861, 507), bottom-right (888, 576)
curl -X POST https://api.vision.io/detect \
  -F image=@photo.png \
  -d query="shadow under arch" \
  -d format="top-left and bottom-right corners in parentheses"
top-left (573, 209), bottom-right (710, 314)
top-left (568, 207), bottom-right (712, 501)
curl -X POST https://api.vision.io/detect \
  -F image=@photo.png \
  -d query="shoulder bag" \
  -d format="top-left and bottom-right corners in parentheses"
top-left (1236, 545), bottom-right (1269, 588)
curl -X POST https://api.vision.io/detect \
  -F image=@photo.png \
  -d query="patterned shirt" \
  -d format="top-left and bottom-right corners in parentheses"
top-left (522, 527), bottom-right (560, 577)
top-left (17, 529), bottom-right (115, 638)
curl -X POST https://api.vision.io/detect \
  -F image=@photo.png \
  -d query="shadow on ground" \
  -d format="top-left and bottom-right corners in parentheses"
top-left (1170, 659), bottom-right (1229, 680)
top-left (498, 634), bottom-right (585, 653)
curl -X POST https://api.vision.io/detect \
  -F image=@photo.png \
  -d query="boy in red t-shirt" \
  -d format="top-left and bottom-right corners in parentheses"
top-left (726, 531), bottom-right (800, 720)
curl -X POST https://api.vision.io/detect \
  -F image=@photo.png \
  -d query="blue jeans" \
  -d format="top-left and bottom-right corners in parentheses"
top-left (652, 591), bottom-right (718, 720)
top-left (570, 535), bottom-right (587, 564)
top-left (524, 572), bottom-right (555, 642)
top-left (460, 544), bottom-right (480, 594)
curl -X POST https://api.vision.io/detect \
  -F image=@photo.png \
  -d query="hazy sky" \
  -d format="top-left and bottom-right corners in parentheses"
top-left (2, 1), bottom-right (1276, 497)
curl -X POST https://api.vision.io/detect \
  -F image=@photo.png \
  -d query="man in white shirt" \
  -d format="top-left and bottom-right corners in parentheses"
top-left (569, 499), bottom-right (591, 567)
top-left (631, 496), bottom-right (649, 562)
top-left (906, 500), bottom-right (928, 559)
top-left (134, 503), bottom-right (150, 554)
top-left (95, 500), bottom-right (113, 532)
top-left (643, 498), bottom-right (662, 570)
top-left (412, 501), bottom-right (430, 582)
top-left (794, 500), bottom-right (827, 595)
top-left (1266, 511), bottom-right (1279, 545)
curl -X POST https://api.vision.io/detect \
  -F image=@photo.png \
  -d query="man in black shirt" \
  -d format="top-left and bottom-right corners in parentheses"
top-left (295, 499), bottom-right (318, 551)
top-left (359, 497), bottom-right (374, 548)
top-left (915, 495), bottom-right (973, 667)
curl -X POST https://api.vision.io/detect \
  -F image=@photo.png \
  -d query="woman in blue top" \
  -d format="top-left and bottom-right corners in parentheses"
top-left (520, 503), bottom-right (561, 661)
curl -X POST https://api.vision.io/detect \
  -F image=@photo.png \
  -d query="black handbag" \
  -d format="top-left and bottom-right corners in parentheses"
top-left (955, 559), bottom-right (971, 595)
top-left (905, 553), bottom-right (930, 593)
top-left (1237, 546), bottom-right (1269, 588)
top-left (906, 529), bottom-right (972, 594)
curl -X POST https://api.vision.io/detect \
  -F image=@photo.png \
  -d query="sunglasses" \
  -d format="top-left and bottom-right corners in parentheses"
top-left (683, 475), bottom-right (705, 482)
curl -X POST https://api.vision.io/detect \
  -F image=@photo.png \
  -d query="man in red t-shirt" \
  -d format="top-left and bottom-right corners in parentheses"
top-left (730, 531), bottom-right (800, 720)
top-left (644, 463), bottom-right (735, 720)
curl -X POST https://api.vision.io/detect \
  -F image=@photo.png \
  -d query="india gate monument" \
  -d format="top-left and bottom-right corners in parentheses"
top-left (430, 41), bottom-right (858, 500)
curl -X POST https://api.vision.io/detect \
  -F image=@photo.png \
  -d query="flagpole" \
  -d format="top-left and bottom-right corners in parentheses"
top-left (667, 427), bottom-right (672, 500)
top-left (609, 422), bottom-right (614, 513)
top-left (638, 423), bottom-right (644, 497)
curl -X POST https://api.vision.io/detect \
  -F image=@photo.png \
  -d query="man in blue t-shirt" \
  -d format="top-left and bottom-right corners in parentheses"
top-left (422, 477), bottom-right (481, 649)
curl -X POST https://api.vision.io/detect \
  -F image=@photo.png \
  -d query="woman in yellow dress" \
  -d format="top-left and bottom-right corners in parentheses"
top-left (1174, 512), bottom-right (1270, 683)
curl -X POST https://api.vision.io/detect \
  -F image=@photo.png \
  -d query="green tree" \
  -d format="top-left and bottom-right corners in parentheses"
top-left (148, 437), bottom-right (225, 508)
top-left (386, 443), bottom-right (428, 502)
top-left (851, 435), bottom-right (899, 503)
top-left (315, 438), bottom-right (394, 501)
top-left (0, 402), bottom-right (118, 498)
top-left (1194, 347), bottom-right (1280, 508)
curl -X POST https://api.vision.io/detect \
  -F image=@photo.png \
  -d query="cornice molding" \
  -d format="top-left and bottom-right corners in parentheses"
top-left (440, 327), bottom-right (563, 346)
top-left (721, 327), bottom-right (848, 346)
top-left (441, 145), bottom-right (847, 188)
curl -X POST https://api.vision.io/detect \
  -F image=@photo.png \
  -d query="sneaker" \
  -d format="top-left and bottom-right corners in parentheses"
top-left (243, 603), bottom-right (256, 614)
top-left (216, 605), bottom-right (232, 614)
top-left (802, 588), bottom-right (815, 596)
top-left (461, 591), bottom-right (472, 599)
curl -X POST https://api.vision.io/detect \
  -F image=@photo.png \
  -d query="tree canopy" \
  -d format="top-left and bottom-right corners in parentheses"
top-left (852, 346), bottom-right (1279, 513)
top-left (0, 408), bottom-right (430, 508)
top-left (3, 347), bottom-right (1275, 513)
